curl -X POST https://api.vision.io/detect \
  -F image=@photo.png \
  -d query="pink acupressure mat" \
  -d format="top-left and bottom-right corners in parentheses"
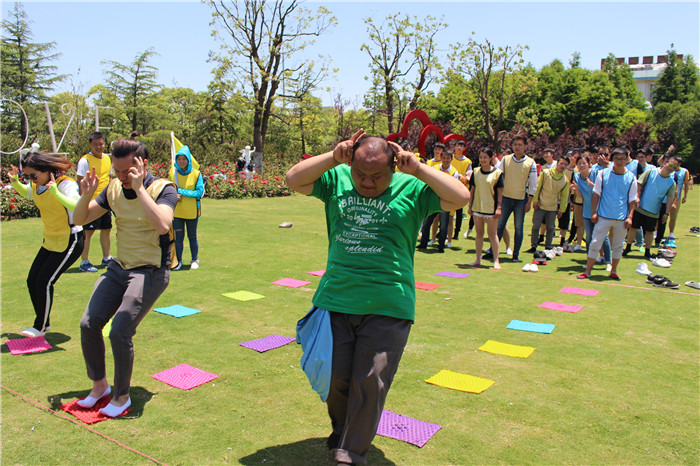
top-left (272, 278), bottom-right (312, 288)
top-left (538, 301), bottom-right (583, 313)
top-left (60, 397), bottom-right (131, 424)
top-left (239, 334), bottom-right (296, 352)
top-left (560, 286), bottom-right (599, 296)
top-left (151, 363), bottom-right (219, 390)
top-left (415, 281), bottom-right (441, 291)
top-left (376, 409), bottom-right (442, 447)
top-left (5, 336), bottom-right (51, 355)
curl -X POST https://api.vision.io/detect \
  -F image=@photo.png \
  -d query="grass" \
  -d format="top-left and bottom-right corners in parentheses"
top-left (1, 189), bottom-right (699, 465)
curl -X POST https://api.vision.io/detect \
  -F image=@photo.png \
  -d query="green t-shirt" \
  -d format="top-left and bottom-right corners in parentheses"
top-left (310, 164), bottom-right (442, 321)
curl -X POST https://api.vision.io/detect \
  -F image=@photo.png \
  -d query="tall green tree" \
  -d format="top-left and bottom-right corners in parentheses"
top-left (208, 0), bottom-right (335, 167)
top-left (1, 2), bottom-right (65, 147)
top-left (361, 14), bottom-right (446, 132)
top-left (101, 48), bottom-right (161, 134)
top-left (448, 37), bottom-right (529, 152)
top-left (601, 53), bottom-right (646, 109)
top-left (652, 48), bottom-right (700, 106)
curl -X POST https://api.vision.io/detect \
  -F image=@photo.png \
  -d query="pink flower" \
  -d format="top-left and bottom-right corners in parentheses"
top-left (242, 189), bottom-right (247, 193)
top-left (277, 184), bottom-right (281, 188)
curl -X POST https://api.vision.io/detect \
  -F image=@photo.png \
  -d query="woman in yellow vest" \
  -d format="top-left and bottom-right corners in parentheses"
top-left (169, 145), bottom-right (204, 270)
top-left (467, 148), bottom-right (504, 269)
top-left (9, 151), bottom-right (84, 337)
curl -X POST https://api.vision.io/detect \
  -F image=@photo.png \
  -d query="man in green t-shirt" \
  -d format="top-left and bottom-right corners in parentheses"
top-left (286, 129), bottom-right (470, 465)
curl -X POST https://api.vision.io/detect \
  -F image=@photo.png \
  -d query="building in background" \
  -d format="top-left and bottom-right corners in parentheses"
top-left (601, 55), bottom-right (683, 107)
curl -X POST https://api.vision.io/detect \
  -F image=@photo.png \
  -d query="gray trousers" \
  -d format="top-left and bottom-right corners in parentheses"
top-left (327, 312), bottom-right (412, 465)
top-left (531, 209), bottom-right (558, 249)
top-left (80, 261), bottom-right (169, 398)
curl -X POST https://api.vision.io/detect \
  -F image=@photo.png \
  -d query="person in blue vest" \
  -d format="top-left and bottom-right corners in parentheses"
top-left (665, 157), bottom-right (690, 248)
top-left (578, 147), bottom-right (637, 280)
top-left (8, 151), bottom-right (84, 337)
top-left (286, 129), bottom-right (469, 465)
top-left (169, 145), bottom-right (204, 270)
top-left (623, 156), bottom-right (678, 258)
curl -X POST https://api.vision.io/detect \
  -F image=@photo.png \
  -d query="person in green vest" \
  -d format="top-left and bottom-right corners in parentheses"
top-left (9, 151), bottom-right (85, 337)
top-left (169, 145), bottom-right (204, 270)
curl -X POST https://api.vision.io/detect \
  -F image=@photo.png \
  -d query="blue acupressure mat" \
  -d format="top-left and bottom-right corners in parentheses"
top-left (506, 319), bottom-right (555, 334)
top-left (153, 305), bottom-right (201, 318)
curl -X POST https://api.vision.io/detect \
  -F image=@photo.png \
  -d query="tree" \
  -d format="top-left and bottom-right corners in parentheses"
top-left (361, 14), bottom-right (446, 132)
top-left (601, 53), bottom-right (646, 109)
top-left (101, 48), bottom-right (161, 134)
top-left (1, 2), bottom-right (65, 147)
top-left (208, 0), bottom-right (335, 169)
top-left (448, 37), bottom-right (529, 152)
top-left (652, 48), bottom-right (700, 106)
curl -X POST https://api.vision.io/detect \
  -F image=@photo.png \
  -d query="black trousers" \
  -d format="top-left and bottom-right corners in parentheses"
top-left (418, 211), bottom-right (450, 249)
top-left (27, 231), bottom-right (84, 332)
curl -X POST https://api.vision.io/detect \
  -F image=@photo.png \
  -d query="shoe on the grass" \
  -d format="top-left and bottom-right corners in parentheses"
top-left (685, 281), bottom-right (700, 289)
top-left (79, 260), bottom-right (98, 273)
top-left (172, 262), bottom-right (182, 271)
top-left (653, 276), bottom-right (679, 289)
top-left (21, 327), bottom-right (45, 337)
top-left (665, 238), bottom-right (677, 248)
top-left (427, 240), bottom-right (435, 246)
top-left (646, 274), bottom-right (664, 284)
top-left (521, 263), bottom-right (531, 272)
top-left (506, 248), bottom-right (513, 256)
top-left (101, 256), bottom-right (114, 266)
top-left (446, 242), bottom-right (452, 248)
top-left (606, 263), bottom-right (613, 272)
top-left (635, 263), bottom-right (651, 276)
top-left (190, 260), bottom-right (200, 270)
top-left (278, 222), bottom-right (293, 228)
top-left (576, 273), bottom-right (590, 279)
top-left (530, 264), bottom-right (539, 272)
top-left (525, 247), bottom-right (537, 254)
top-left (650, 257), bottom-right (671, 268)
top-left (609, 273), bottom-right (621, 281)
top-left (554, 246), bottom-right (564, 256)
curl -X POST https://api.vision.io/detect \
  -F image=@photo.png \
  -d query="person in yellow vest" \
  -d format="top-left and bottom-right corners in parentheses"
top-left (169, 145), bottom-right (204, 270)
top-left (72, 138), bottom-right (177, 418)
top-left (9, 152), bottom-right (85, 337)
top-left (451, 140), bottom-right (473, 240)
top-left (468, 148), bottom-right (503, 269)
top-left (76, 132), bottom-right (113, 272)
top-left (417, 149), bottom-right (461, 252)
top-left (526, 155), bottom-right (571, 252)
top-left (494, 133), bottom-right (538, 262)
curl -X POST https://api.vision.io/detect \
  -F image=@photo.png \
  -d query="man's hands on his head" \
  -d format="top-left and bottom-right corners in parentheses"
top-left (333, 129), bottom-right (366, 165)
top-left (389, 141), bottom-right (420, 175)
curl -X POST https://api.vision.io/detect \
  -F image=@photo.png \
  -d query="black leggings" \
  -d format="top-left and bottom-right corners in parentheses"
top-left (27, 231), bottom-right (84, 332)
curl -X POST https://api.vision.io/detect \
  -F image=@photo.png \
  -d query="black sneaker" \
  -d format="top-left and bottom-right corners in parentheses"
top-left (482, 251), bottom-right (494, 260)
top-left (646, 274), bottom-right (664, 284)
top-left (525, 247), bottom-right (537, 254)
top-left (653, 277), bottom-right (679, 289)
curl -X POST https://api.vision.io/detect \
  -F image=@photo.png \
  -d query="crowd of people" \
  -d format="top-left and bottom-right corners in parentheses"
top-left (5, 127), bottom-right (693, 464)
top-left (412, 133), bottom-right (691, 283)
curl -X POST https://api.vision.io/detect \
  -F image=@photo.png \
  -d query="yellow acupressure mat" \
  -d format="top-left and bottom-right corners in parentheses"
top-left (478, 340), bottom-right (535, 358)
top-left (424, 370), bottom-right (494, 394)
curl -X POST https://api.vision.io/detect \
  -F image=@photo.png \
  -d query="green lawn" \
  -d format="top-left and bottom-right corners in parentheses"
top-left (2, 190), bottom-right (699, 465)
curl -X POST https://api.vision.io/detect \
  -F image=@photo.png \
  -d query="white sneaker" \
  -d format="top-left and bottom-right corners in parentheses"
top-left (573, 244), bottom-right (582, 252)
top-left (650, 257), bottom-right (671, 268)
top-left (595, 256), bottom-right (605, 264)
top-left (635, 262), bottom-right (651, 276)
top-left (530, 264), bottom-right (539, 272)
top-left (463, 231), bottom-right (468, 239)
top-left (21, 327), bottom-right (45, 337)
top-left (606, 263), bottom-right (613, 272)
top-left (506, 248), bottom-right (513, 256)
top-left (522, 263), bottom-right (532, 272)
top-left (545, 250), bottom-right (556, 260)
top-left (446, 242), bottom-right (452, 248)
top-left (555, 246), bottom-right (563, 256)
top-left (427, 240), bottom-right (435, 246)
top-left (190, 260), bottom-right (200, 270)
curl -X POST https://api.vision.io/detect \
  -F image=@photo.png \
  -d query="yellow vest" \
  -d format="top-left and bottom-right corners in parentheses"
top-left (472, 167), bottom-right (503, 215)
top-left (452, 156), bottom-right (472, 176)
top-left (32, 175), bottom-right (74, 252)
top-left (81, 153), bottom-right (111, 200)
top-left (107, 178), bottom-right (173, 270)
top-left (535, 169), bottom-right (569, 212)
top-left (502, 154), bottom-right (534, 200)
top-left (170, 169), bottom-right (201, 219)
top-left (426, 158), bottom-right (441, 168)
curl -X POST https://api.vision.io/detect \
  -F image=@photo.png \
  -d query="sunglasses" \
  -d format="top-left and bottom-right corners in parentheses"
top-left (22, 172), bottom-right (39, 181)
top-left (668, 164), bottom-right (679, 170)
